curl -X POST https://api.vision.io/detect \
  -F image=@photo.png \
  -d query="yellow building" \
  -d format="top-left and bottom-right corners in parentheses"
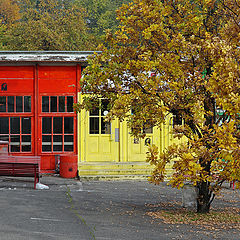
top-left (78, 94), bottom-right (183, 180)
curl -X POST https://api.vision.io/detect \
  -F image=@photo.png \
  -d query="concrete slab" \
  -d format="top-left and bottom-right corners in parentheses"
top-left (0, 175), bottom-right (239, 240)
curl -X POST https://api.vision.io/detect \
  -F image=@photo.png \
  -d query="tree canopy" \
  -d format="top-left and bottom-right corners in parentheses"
top-left (0, 0), bottom-right (131, 50)
top-left (75, 0), bottom-right (131, 41)
top-left (77, 0), bottom-right (240, 213)
top-left (4, 0), bottom-right (96, 50)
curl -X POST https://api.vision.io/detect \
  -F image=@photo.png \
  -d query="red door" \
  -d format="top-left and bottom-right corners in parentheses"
top-left (38, 66), bottom-right (78, 172)
top-left (0, 66), bottom-right (35, 155)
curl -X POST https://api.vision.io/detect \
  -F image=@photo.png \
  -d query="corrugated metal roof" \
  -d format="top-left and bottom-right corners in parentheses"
top-left (0, 51), bottom-right (99, 63)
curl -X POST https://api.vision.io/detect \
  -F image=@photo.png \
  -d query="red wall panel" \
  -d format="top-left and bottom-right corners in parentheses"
top-left (0, 66), bottom-right (34, 94)
top-left (38, 66), bottom-right (77, 94)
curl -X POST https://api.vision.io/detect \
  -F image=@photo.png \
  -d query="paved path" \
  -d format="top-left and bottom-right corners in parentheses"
top-left (0, 176), bottom-right (239, 240)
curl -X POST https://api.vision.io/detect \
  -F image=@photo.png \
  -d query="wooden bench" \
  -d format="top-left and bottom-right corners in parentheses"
top-left (0, 156), bottom-right (41, 189)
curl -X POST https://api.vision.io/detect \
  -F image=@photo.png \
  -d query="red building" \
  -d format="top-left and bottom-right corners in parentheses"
top-left (0, 51), bottom-right (91, 173)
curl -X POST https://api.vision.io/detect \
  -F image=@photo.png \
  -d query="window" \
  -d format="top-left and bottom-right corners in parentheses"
top-left (89, 99), bottom-right (111, 134)
top-left (0, 96), bottom-right (31, 113)
top-left (0, 117), bottom-right (32, 152)
top-left (42, 117), bottom-right (74, 152)
top-left (172, 110), bottom-right (182, 126)
top-left (42, 96), bottom-right (74, 113)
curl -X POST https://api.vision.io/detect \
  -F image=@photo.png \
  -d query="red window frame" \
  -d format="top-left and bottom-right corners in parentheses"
top-left (39, 94), bottom-right (77, 155)
top-left (0, 94), bottom-right (34, 155)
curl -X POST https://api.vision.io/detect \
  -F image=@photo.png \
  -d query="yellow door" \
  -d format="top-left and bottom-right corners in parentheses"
top-left (126, 126), bottom-right (160, 162)
top-left (79, 97), bottom-right (119, 162)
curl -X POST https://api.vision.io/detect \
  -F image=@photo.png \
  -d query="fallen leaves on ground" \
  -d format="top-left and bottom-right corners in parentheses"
top-left (146, 206), bottom-right (240, 231)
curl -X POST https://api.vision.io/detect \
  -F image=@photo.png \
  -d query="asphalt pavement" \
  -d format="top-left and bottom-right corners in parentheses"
top-left (0, 175), bottom-right (239, 240)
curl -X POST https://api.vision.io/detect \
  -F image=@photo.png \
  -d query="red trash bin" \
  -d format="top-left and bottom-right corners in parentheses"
top-left (60, 154), bottom-right (78, 178)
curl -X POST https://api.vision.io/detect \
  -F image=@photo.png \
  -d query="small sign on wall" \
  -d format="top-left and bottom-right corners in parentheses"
top-left (1, 83), bottom-right (7, 91)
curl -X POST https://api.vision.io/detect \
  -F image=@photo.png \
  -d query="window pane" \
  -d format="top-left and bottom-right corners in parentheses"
top-left (8, 96), bottom-right (14, 112)
top-left (50, 96), bottom-right (57, 112)
top-left (101, 117), bottom-right (111, 134)
top-left (53, 135), bottom-right (62, 152)
top-left (59, 96), bottom-right (65, 112)
top-left (143, 127), bottom-right (153, 134)
top-left (42, 135), bottom-right (52, 152)
top-left (173, 114), bottom-right (182, 126)
top-left (42, 117), bottom-right (52, 134)
top-left (42, 96), bottom-right (49, 112)
top-left (53, 117), bottom-right (63, 134)
top-left (10, 117), bottom-right (20, 134)
top-left (24, 96), bottom-right (31, 112)
top-left (0, 96), bottom-right (6, 112)
top-left (0, 117), bottom-right (9, 134)
top-left (90, 107), bottom-right (99, 116)
top-left (64, 117), bottom-right (73, 134)
top-left (64, 135), bottom-right (73, 151)
top-left (22, 135), bottom-right (31, 152)
top-left (67, 96), bottom-right (73, 112)
top-left (0, 135), bottom-right (9, 142)
top-left (16, 96), bottom-right (23, 112)
top-left (101, 99), bottom-right (109, 116)
top-left (22, 117), bottom-right (31, 134)
top-left (90, 117), bottom-right (99, 134)
top-left (10, 135), bottom-right (20, 152)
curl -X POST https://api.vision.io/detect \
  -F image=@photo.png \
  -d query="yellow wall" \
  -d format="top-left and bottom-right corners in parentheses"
top-left (78, 93), bottom-right (184, 167)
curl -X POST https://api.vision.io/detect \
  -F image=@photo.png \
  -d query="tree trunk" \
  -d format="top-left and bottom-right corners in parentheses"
top-left (197, 181), bottom-right (212, 213)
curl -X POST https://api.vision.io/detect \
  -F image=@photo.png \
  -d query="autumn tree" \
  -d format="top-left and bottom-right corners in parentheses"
top-left (75, 0), bottom-right (131, 42)
top-left (0, 0), bottom-right (20, 49)
top-left (76, 0), bottom-right (240, 213)
top-left (5, 0), bottom-right (96, 50)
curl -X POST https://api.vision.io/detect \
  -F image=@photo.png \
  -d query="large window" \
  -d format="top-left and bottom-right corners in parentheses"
top-left (42, 96), bottom-right (73, 112)
top-left (42, 117), bottom-right (74, 152)
top-left (41, 95), bottom-right (75, 153)
top-left (0, 117), bottom-right (32, 152)
top-left (89, 99), bottom-right (111, 134)
top-left (0, 96), bottom-right (31, 113)
top-left (0, 95), bottom-right (32, 153)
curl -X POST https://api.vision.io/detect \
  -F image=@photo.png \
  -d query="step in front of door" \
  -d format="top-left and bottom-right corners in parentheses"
top-left (78, 162), bottom-right (174, 180)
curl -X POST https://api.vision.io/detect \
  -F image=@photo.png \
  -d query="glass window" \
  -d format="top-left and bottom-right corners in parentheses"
top-left (0, 135), bottom-right (9, 142)
top-left (8, 96), bottom-right (14, 112)
top-left (59, 96), bottom-right (65, 112)
top-left (22, 117), bottom-right (31, 134)
top-left (0, 117), bottom-right (9, 134)
top-left (173, 114), bottom-right (182, 126)
top-left (42, 96), bottom-right (49, 112)
top-left (90, 106), bottom-right (99, 116)
top-left (0, 96), bottom-right (6, 112)
top-left (10, 117), bottom-right (20, 134)
top-left (64, 135), bottom-right (74, 151)
top-left (21, 135), bottom-right (31, 152)
top-left (53, 117), bottom-right (63, 134)
top-left (10, 135), bottom-right (20, 152)
top-left (67, 96), bottom-right (73, 112)
top-left (50, 96), bottom-right (57, 112)
top-left (42, 135), bottom-right (52, 152)
top-left (16, 96), bottom-right (23, 112)
top-left (53, 135), bottom-right (62, 152)
top-left (101, 99), bottom-right (109, 116)
top-left (101, 118), bottom-right (111, 134)
top-left (42, 117), bottom-right (52, 134)
top-left (90, 117), bottom-right (99, 134)
top-left (24, 96), bottom-right (31, 112)
top-left (143, 127), bottom-right (153, 134)
top-left (64, 117), bottom-right (73, 134)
